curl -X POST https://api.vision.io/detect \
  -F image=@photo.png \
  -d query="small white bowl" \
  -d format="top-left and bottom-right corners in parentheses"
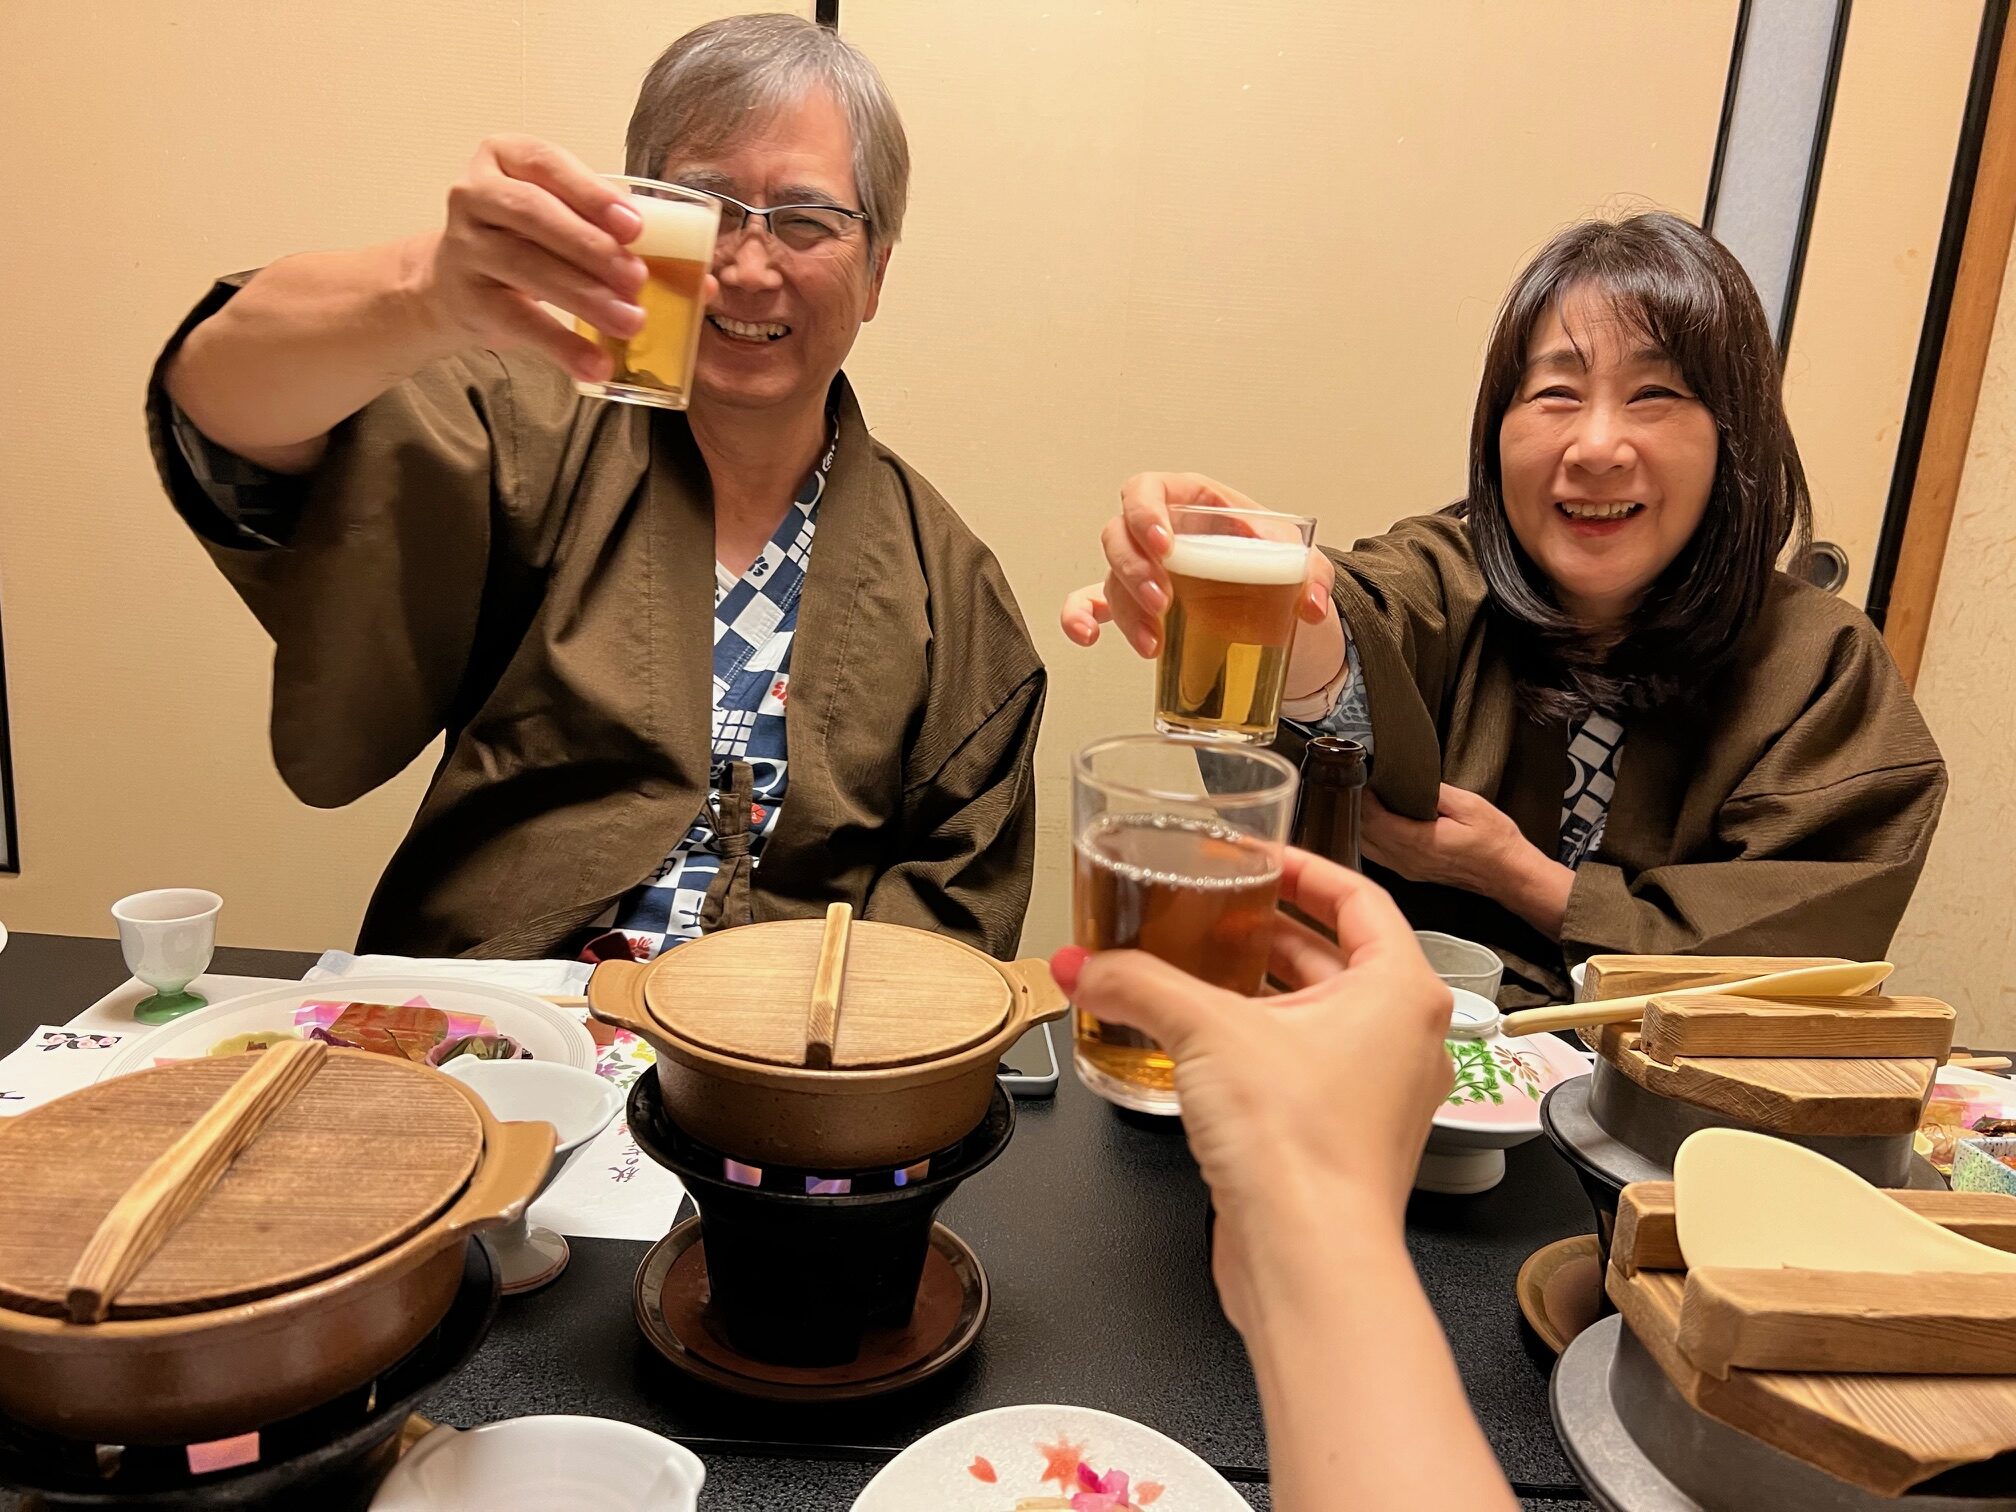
top-left (1415, 929), bottom-right (1503, 1000)
top-left (440, 1060), bottom-right (622, 1293)
top-left (371, 1416), bottom-right (704, 1511)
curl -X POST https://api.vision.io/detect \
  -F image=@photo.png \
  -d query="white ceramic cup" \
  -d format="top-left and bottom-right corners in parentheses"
top-left (111, 889), bottom-right (221, 1018)
top-left (440, 1059), bottom-right (623, 1294)
top-left (370, 1415), bottom-right (705, 1512)
top-left (1415, 929), bottom-right (1503, 1001)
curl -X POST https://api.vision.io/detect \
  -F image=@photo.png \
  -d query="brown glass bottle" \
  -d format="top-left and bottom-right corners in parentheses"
top-left (1290, 736), bottom-right (1367, 871)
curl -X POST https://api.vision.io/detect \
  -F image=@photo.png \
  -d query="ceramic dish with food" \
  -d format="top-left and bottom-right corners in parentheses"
top-left (97, 977), bottom-right (596, 1080)
top-left (850, 1402), bottom-right (1245, 1511)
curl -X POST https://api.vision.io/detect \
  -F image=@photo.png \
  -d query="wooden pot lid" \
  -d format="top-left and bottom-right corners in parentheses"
top-left (1598, 1030), bottom-right (1934, 1137)
top-left (0, 1050), bottom-right (481, 1320)
top-left (639, 913), bottom-right (1012, 1071)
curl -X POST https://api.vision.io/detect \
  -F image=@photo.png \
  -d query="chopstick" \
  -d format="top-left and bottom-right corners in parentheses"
top-left (1950, 1054), bottom-right (2014, 1073)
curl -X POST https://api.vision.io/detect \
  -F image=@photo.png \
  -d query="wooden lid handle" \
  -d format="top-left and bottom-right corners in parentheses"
top-left (804, 902), bottom-right (853, 1069)
top-left (64, 1038), bottom-right (330, 1324)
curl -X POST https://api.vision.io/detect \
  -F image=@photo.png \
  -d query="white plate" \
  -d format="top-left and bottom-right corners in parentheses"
top-left (852, 1403), bottom-right (1245, 1511)
top-left (95, 976), bottom-right (596, 1079)
top-left (371, 1416), bottom-right (703, 1511)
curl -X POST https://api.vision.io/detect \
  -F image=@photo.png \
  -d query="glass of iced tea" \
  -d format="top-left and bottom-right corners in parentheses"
top-left (1154, 504), bottom-right (1317, 744)
top-left (1071, 733), bottom-right (1299, 1114)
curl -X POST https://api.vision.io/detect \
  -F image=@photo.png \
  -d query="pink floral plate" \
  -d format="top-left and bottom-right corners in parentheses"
top-left (1421, 989), bottom-right (1593, 1194)
top-left (850, 1403), bottom-right (1246, 1511)
top-left (1434, 1027), bottom-right (1591, 1142)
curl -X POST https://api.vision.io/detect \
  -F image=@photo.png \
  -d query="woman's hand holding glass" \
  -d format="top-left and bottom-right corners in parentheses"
top-left (1060, 473), bottom-right (1337, 658)
top-left (1053, 848), bottom-right (1452, 1327)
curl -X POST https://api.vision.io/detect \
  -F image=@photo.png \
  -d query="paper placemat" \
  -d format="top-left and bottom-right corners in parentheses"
top-left (531, 1029), bottom-right (685, 1241)
top-left (0, 1025), bottom-right (135, 1113)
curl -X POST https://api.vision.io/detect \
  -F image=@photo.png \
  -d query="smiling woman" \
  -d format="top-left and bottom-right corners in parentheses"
top-left (1069, 212), bottom-right (1946, 1008)
top-left (1471, 215), bottom-right (1808, 721)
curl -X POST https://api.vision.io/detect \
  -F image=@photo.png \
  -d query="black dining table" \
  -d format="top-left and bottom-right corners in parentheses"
top-left (0, 933), bottom-right (1597, 1510)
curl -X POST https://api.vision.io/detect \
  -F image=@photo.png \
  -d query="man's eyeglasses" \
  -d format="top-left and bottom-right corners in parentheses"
top-left (678, 186), bottom-right (870, 254)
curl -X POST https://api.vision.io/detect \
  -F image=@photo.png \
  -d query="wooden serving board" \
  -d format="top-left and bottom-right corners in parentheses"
top-left (1608, 1264), bottom-right (2016, 1496)
top-left (1638, 993), bottom-right (1956, 1064)
top-left (1613, 1181), bottom-right (2016, 1276)
top-left (1601, 1032), bottom-right (1935, 1136)
top-left (0, 1052), bottom-right (481, 1318)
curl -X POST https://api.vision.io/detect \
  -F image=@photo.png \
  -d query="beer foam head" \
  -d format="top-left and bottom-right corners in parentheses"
top-left (628, 192), bottom-right (719, 262)
top-left (1164, 533), bottom-right (1309, 585)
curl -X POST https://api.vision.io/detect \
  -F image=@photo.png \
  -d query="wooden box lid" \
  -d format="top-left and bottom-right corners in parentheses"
top-left (1598, 1029), bottom-right (1936, 1136)
top-left (635, 916), bottom-right (1013, 1071)
top-left (0, 1050), bottom-right (480, 1320)
top-left (1576, 956), bottom-right (1857, 1059)
top-left (1638, 993), bottom-right (1956, 1064)
top-left (1608, 1181), bottom-right (2016, 1496)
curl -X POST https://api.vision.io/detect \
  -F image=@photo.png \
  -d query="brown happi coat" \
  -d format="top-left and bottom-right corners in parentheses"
top-left (148, 277), bottom-right (1045, 960)
top-left (1284, 512), bottom-right (1945, 1008)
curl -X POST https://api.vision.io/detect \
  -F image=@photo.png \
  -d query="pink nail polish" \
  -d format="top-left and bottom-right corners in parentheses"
top-left (1050, 945), bottom-right (1089, 992)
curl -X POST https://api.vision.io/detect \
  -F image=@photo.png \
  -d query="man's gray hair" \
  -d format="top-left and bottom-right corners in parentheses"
top-left (626, 14), bottom-right (910, 247)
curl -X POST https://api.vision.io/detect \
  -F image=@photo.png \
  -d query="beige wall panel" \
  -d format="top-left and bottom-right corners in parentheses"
top-left (1891, 248), bottom-right (2016, 1045)
top-left (0, 2), bottom-right (805, 950)
top-left (1782, 0), bottom-right (1979, 604)
top-left (844, 0), bottom-right (1737, 955)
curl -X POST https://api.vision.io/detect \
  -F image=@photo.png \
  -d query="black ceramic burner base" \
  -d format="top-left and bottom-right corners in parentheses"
top-left (0, 1239), bottom-right (501, 1511)
top-left (626, 1076), bottom-right (1014, 1367)
top-left (634, 1215), bottom-right (990, 1402)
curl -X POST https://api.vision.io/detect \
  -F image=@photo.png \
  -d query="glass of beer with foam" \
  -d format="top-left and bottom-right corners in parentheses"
top-left (1155, 505), bottom-right (1317, 743)
top-left (574, 176), bottom-right (721, 410)
top-left (1071, 733), bottom-right (1298, 1114)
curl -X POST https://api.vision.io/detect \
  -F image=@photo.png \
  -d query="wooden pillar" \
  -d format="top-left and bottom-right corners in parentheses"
top-left (1885, 15), bottom-right (2016, 686)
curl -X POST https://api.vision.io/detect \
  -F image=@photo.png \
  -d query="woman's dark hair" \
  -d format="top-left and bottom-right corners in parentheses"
top-left (1464, 212), bottom-right (1811, 720)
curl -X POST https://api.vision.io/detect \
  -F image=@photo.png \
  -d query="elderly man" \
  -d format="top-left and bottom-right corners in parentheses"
top-left (149, 14), bottom-right (1044, 960)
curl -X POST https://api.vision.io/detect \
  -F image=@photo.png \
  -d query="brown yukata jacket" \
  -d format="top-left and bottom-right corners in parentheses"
top-left (147, 276), bottom-right (1046, 960)
top-left (1277, 512), bottom-right (1946, 1008)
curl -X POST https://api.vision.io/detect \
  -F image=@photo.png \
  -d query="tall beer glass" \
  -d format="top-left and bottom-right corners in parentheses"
top-left (1155, 505), bottom-right (1317, 743)
top-left (574, 176), bottom-right (721, 411)
top-left (1071, 734), bottom-right (1298, 1114)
